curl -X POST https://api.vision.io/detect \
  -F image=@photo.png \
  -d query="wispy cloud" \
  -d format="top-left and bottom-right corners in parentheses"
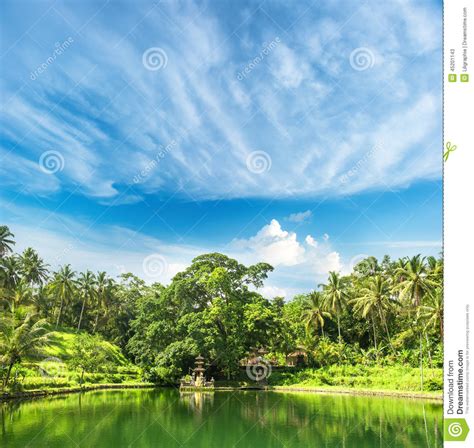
top-left (368, 240), bottom-right (442, 249)
top-left (0, 0), bottom-right (442, 296)
top-left (286, 210), bottom-right (312, 223)
top-left (0, 0), bottom-right (441, 202)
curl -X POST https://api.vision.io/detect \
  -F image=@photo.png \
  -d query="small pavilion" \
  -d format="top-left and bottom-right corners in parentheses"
top-left (180, 355), bottom-right (214, 390)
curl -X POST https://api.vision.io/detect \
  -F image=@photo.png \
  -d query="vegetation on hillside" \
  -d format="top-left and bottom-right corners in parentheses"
top-left (0, 225), bottom-right (443, 393)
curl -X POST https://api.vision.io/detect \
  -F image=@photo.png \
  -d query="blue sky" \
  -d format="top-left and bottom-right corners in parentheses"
top-left (0, 0), bottom-right (442, 297)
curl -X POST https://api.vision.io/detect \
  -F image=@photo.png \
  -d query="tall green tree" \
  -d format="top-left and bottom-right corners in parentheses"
top-left (69, 333), bottom-right (110, 384)
top-left (303, 291), bottom-right (331, 338)
top-left (93, 272), bottom-right (114, 333)
top-left (321, 272), bottom-right (348, 341)
top-left (8, 282), bottom-right (33, 311)
top-left (243, 296), bottom-right (277, 349)
top-left (50, 265), bottom-right (77, 328)
top-left (77, 271), bottom-right (97, 332)
top-left (394, 255), bottom-right (438, 391)
top-left (126, 284), bottom-right (172, 367)
top-left (0, 226), bottom-right (15, 258)
top-left (19, 248), bottom-right (49, 287)
top-left (353, 256), bottom-right (380, 277)
top-left (395, 255), bottom-right (433, 307)
top-left (351, 275), bottom-right (395, 352)
top-left (105, 273), bottom-right (146, 350)
top-left (0, 255), bottom-right (20, 295)
top-left (427, 256), bottom-right (443, 285)
top-left (128, 253), bottom-right (273, 379)
top-left (419, 287), bottom-right (443, 338)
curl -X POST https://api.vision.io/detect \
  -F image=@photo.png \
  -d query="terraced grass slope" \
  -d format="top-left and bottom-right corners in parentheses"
top-left (11, 328), bottom-right (143, 392)
top-left (42, 328), bottom-right (129, 366)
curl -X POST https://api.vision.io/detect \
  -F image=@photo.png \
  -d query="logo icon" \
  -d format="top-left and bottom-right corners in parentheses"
top-left (349, 47), bottom-right (375, 71)
top-left (444, 142), bottom-right (457, 162)
top-left (142, 47), bottom-right (168, 71)
top-left (38, 356), bottom-right (67, 379)
top-left (246, 151), bottom-right (272, 174)
top-left (39, 150), bottom-right (65, 174)
top-left (142, 254), bottom-right (168, 278)
top-left (444, 418), bottom-right (469, 441)
top-left (246, 358), bottom-right (272, 382)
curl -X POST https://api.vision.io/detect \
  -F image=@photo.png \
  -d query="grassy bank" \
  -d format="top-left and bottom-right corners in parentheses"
top-left (43, 329), bottom-right (129, 365)
top-left (1, 383), bottom-right (155, 401)
top-left (211, 365), bottom-right (442, 398)
top-left (2, 328), bottom-right (144, 394)
top-left (266, 365), bottom-right (442, 395)
top-left (269, 386), bottom-right (441, 400)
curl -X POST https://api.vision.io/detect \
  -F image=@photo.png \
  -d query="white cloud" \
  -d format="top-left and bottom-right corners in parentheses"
top-left (305, 235), bottom-right (318, 248)
top-left (269, 44), bottom-right (313, 88)
top-left (1, 1), bottom-right (441, 202)
top-left (396, 0), bottom-right (441, 53)
top-left (287, 210), bottom-right (312, 223)
top-left (312, 251), bottom-right (341, 275)
top-left (232, 220), bottom-right (342, 279)
top-left (259, 285), bottom-right (288, 299)
top-left (305, 233), bottom-right (341, 274)
top-left (233, 219), bottom-right (305, 267)
top-left (384, 240), bottom-right (441, 249)
top-left (0, 149), bottom-right (60, 195)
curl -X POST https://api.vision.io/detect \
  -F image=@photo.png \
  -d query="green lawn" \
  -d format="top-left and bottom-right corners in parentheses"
top-left (266, 365), bottom-right (442, 395)
top-left (42, 327), bottom-right (129, 365)
top-left (6, 328), bottom-right (143, 393)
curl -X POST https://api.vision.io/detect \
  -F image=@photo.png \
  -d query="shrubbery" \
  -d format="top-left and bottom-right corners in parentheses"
top-left (267, 365), bottom-right (442, 392)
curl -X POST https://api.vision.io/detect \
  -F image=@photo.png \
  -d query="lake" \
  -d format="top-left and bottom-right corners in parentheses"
top-left (1, 389), bottom-right (442, 447)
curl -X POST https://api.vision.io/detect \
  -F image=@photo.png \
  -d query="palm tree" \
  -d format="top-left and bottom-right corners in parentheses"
top-left (351, 275), bottom-right (396, 352)
top-left (77, 271), bottom-right (97, 332)
top-left (0, 307), bottom-right (51, 387)
top-left (419, 287), bottom-right (443, 338)
top-left (303, 292), bottom-right (332, 338)
top-left (19, 248), bottom-right (49, 287)
top-left (353, 256), bottom-right (380, 276)
top-left (93, 272), bottom-right (114, 333)
top-left (320, 271), bottom-right (348, 341)
top-left (8, 282), bottom-right (33, 311)
top-left (395, 255), bottom-right (439, 391)
top-left (392, 257), bottom-right (408, 285)
top-left (427, 256), bottom-right (443, 285)
top-left (0, 226), bottom-right (15, 258)
top-left (394, 255), bottom-right (434, 307)
top-left (0, 255), bottom-right (20, 294)
top-left (50, 265), bottom-right (76, 328)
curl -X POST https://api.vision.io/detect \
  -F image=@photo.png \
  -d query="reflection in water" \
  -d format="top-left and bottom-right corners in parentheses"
top-left (179, 391), bottom-right (215, 414)
top-left (1, 389), bottom-right (442, 448)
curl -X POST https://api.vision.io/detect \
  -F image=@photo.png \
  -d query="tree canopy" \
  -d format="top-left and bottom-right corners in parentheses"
top-left (0, 225), bottom-right (443, 386)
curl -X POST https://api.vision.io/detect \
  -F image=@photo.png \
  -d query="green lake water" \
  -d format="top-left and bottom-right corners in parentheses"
top-left (1, 389), bottom-right (442, 447)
